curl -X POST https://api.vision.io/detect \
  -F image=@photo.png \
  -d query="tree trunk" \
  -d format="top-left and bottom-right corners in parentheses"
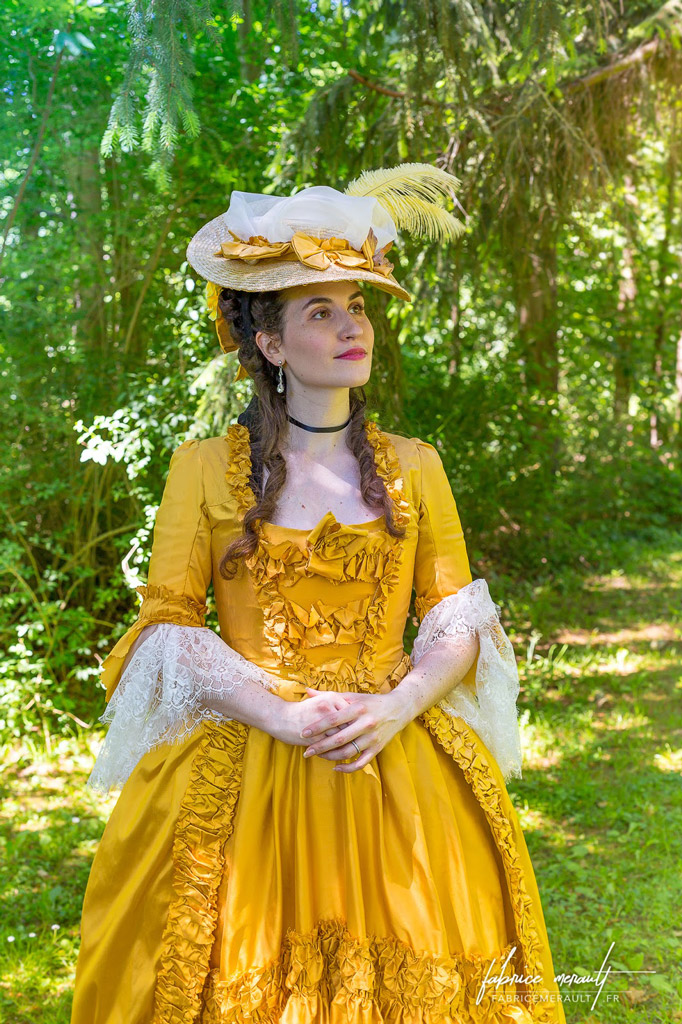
top-left (510, 221), bottom-right (562, 477)
top-left (515, 240), bottom-right (559, 398)
top-left (674, 327), bottom-right (682, 452)
top-left (236, 0), bottom-right (261, 84)
top-left (613, 177), bottom-right (638, 424)
top-left (650, 97), bottom-right (679, 451)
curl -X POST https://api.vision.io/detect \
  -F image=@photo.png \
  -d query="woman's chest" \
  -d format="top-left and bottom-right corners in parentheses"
top-left (261, 451), bottom-right (381, 530)
top-left (207, 421), bottom-right (418, 689)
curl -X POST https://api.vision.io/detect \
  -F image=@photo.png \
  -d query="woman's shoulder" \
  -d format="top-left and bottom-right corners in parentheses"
top-left (377, 429), bottom-right (458, 523)
top-left (212, 432), bottom-right (249, 503)
top-left (374, 428), bottom-right (446, 513)
top-left (177, 429), bottom-right (242, 467)
top-left (376, 427), bottom-right (441, 469)
top-left (166, 433), bottom-right (242, 509)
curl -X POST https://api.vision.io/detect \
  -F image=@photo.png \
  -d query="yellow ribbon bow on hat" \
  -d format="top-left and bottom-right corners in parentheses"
top-left (214, 228), bottom-right (394, 278)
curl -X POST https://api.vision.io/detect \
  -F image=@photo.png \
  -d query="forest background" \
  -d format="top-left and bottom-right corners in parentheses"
top-left (1, 1), bottom-right (681, 1021)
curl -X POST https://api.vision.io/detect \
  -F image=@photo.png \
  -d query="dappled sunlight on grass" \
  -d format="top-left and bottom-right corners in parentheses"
top-left (556, 622), bottom-right (680, 645)
top-left (0, 732), bottom-right (117, 1022)
top-left (589, 709), bottom-right (653, 733)
top-left (653, 747), bottom-right (682, 773)
top-left (499, 534), bottom-right (682, 1019)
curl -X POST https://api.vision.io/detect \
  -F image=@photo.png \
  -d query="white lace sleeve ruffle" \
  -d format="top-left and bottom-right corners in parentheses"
top-left (410, 578), bottom-right (523, 781)
top-left (87, 622), bottom-right (280, 796)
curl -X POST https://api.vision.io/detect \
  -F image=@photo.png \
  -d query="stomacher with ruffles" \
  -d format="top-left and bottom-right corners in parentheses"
top-left (71, 421), bottom-right (566, 1024)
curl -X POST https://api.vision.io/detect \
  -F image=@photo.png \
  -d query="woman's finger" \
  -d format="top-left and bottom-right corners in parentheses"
top-left (333, 747), bottom-right (375, 772)
top-left (300, 702), bottom-right (366, 741)
top-left (303, 719), bottom-right (369, 758)
top-left (308, 736), bottom-right (367, 762)
top-left (314, 742), bottom-right (366, 762)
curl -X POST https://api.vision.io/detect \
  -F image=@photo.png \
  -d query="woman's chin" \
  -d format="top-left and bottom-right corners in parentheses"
top-left (331, 362), bottom-right (372, 385)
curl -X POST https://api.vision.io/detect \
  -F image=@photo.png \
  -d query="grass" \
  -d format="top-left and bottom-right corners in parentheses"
top-left (1, 529), bottom-right (681, 1023)
top-left (506, 530), bottom-right (682, 1022)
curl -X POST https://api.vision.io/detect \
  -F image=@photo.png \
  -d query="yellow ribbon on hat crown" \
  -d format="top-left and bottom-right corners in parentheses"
top-left (214, 228), bottom-right (395, 278)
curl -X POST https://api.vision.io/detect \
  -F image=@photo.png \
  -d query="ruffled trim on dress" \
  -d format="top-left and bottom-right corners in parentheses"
top-left (415, 594), bottom-right (440, 622)
top-left (417, 707), bottom-right (561, 1023)
top-left (149, 710), bottom-right (561, 1024)
top-left (100, 582), bottom-right (209, 703)
top-left (224, 425), bottom-right (258, 518)
top-left (152, 719), bottom-right (249, 1023)
top-left (134, 582), bottom-right (209, 624)
top-left (223, 421), bottom-right (412, 693)
top-left (199, 917), bottom-right (553, 1023)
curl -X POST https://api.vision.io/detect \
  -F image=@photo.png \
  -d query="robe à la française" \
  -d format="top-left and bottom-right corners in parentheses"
top-left (70, 420), bottom-right (566, 1024)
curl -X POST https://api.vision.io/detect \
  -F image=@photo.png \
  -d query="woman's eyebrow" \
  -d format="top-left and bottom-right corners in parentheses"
top-left (301, 291), bottom-right (363, 311)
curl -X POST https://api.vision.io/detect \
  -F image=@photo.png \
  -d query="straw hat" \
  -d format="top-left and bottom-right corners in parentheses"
top-left (186, 163), bottom-right (466, 379)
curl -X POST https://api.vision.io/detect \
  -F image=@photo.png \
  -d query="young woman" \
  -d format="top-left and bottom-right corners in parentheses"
top-left (71, 171), bottom-right (566, 1023)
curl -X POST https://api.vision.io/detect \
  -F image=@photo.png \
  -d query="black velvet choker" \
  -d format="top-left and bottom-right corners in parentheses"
top-left (286, 413), bottom-right (352, 433)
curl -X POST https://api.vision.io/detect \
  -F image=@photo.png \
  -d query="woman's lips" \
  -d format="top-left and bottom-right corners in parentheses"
top-left (335, 349), bottom-right (367, 360)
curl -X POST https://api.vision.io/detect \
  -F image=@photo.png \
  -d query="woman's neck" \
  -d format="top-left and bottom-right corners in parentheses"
top-left (283, 393), bottom-right (352, 457)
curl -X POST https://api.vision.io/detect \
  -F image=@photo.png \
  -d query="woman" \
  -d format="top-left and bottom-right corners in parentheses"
top-left (71, 168), bottom-right (566, 1023)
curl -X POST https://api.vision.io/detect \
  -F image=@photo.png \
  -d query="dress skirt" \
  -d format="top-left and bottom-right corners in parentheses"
top-left (71, 707), bottom-right (565, 1024)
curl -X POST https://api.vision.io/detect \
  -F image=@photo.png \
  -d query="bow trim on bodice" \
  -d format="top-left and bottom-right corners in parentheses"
top-left (223, 420), bottom-right (411, 692)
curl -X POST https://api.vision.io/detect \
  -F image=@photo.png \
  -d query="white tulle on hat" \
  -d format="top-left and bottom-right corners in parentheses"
top-left (224, 186), bottom-right (400, 251)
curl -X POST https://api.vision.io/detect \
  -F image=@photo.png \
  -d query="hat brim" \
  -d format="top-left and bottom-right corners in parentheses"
top-left (186, 211), bottom-right (412, 303)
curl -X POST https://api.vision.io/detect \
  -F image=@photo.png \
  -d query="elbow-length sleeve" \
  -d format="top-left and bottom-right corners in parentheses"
top-left (410, 440), bottom-right (523, 781)
top-left (100, 439), bottom-right (212, 705)
top-left (89, 439), bottom-right (278, 795)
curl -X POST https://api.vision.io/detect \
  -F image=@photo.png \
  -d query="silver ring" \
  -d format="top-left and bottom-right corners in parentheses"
top-left (351, 739), bottom-right (360, 756)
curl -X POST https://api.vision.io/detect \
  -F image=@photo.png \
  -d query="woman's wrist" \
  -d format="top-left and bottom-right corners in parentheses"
top-left (383, 684), bottom-right (420, 729)
top-left (385, 639), bottom-right (479, 724)
top-left (201, 672), bottom-right (285, 737)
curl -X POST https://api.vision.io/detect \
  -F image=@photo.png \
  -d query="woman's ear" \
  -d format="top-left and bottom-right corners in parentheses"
top-left (254, 329), bottom-right (283, 365)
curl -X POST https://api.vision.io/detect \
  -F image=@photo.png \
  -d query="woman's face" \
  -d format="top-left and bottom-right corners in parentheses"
top-left (257, 279), bottom-right (374, 389)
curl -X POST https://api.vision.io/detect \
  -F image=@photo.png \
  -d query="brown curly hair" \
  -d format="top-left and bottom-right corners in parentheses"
top-left (217, 285), bottom-right (406, 580)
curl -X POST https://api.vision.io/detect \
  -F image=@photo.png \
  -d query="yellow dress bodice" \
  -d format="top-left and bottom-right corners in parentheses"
top-left (100, 420), bottom-right (476, 706)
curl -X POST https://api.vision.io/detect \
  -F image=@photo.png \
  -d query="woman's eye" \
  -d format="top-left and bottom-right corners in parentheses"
top-left (312, 304), bottom-right (365, 318)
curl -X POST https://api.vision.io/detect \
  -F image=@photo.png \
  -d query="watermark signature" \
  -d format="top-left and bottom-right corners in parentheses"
top-left (476, 941), bottom-right (659, 1012)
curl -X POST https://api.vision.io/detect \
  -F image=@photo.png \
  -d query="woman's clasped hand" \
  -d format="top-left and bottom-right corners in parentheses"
top-left (279, 686), bottom-right (410, 773)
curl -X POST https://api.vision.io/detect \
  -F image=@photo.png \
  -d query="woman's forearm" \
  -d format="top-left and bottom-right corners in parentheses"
top-left (200, 673), bottom-right (288, 735)
top-left (117, 622), bottom-right (287, 737)
top-left (386, 634), bottom-right (479, 726)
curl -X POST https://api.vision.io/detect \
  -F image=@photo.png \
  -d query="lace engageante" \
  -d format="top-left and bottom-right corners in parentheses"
top-left (87, 578), bottom-right (522, 795)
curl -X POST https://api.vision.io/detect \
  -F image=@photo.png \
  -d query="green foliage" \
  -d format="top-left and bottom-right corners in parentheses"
top-left (101, 0), bottom-right (217, 159)
top-left (1, 0), bottom-right (682, 752)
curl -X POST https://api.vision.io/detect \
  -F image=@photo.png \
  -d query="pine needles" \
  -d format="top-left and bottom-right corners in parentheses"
top-left (101, 0), bottom-right (220, 179)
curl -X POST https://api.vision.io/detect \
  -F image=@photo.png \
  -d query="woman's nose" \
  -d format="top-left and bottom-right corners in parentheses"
top-left (340, 314), bottom-right (363, 337)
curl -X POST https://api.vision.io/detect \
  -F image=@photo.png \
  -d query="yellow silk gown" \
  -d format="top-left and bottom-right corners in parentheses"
top-left (70, 421), bottom-right (566, 1024)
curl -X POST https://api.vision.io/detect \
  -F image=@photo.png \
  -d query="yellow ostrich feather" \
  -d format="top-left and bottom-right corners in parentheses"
top-left (344, 162), bottom-right (466, 242)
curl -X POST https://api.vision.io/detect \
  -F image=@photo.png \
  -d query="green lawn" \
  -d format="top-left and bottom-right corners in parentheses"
top-left (1, 531), bottom-right (681, 1023)
top-left (507, 531), bottom-right (682, 1022)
